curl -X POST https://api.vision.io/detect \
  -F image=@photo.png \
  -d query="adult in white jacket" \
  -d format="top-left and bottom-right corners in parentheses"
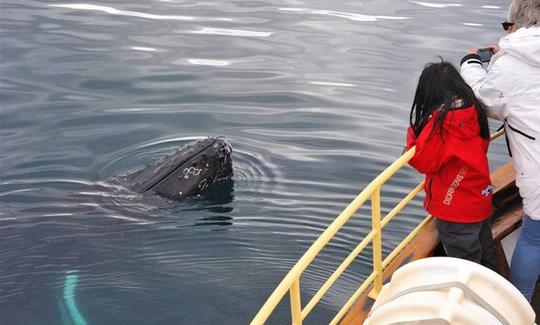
top-left (460, 0), bottom-right (540, 301)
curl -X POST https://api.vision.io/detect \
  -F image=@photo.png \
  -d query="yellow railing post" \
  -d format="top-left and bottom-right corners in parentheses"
top-left (290, 278), bottom-right (302, 325)
top-left (368, 188), bottom-right (383, 299)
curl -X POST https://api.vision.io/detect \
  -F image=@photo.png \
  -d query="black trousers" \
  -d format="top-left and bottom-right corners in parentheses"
top-left (436, 218), bottom-right (499, 272)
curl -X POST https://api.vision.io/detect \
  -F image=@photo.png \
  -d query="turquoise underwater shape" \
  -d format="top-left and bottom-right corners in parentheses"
top-left (60, 270), bottom-right (88, 325)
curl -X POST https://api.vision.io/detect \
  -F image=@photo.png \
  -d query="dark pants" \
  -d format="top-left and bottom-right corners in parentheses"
top-left (436, 218), bottom-right (499, 272)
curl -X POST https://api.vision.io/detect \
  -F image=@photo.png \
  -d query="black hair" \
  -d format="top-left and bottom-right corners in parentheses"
top-left (409, 60), bottom-right (490, 139)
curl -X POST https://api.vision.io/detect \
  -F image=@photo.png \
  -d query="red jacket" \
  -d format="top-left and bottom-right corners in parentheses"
top-left (406, 105), bottom-right (493, 223)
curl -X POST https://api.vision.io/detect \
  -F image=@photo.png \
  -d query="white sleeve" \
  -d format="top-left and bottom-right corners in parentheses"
top-left (460, 56), bottom-right (507, 121)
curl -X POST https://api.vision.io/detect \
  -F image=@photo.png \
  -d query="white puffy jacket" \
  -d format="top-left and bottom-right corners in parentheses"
top-left (460, 26), bottom-right (540, 220)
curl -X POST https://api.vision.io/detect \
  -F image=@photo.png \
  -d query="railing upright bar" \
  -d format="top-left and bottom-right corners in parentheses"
top-left (290, 278), bottom-right (302, 325)
top-left (369, 188), bottom-right (383, 299)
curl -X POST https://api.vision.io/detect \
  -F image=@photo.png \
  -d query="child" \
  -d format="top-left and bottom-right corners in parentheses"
top-left (405, 61), bottom-right (498, 271)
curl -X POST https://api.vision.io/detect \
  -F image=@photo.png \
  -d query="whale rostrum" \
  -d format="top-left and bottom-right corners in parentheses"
top-left (114, 137), bottom-right (233, 200)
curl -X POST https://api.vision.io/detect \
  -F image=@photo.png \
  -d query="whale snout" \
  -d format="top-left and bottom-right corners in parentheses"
top-left (122, 137), bottom-right (233, 200)
top-left (212, 137), bottom-right (234, 181)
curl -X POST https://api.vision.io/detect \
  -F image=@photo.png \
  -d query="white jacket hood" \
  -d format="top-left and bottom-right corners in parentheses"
top-left (499, 26), bottom-right (540, 68)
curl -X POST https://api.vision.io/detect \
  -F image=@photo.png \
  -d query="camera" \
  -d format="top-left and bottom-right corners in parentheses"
top-left (478, 48), bottom-right (494, 63)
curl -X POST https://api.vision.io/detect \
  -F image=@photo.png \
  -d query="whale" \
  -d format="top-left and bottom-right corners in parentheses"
top-left (110, 137), bottom-right (233, 200)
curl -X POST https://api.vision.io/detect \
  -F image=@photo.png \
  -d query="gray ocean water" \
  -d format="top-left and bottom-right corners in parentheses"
top-left (1, 1), bottom-right (511, 324)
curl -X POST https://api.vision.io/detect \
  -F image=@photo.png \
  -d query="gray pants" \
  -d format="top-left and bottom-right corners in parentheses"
top-left (436, 218), bottom-right (499, 272)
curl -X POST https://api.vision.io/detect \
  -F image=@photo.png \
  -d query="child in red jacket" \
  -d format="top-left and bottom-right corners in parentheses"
top-left (406, 61), bottom-right (498, 271)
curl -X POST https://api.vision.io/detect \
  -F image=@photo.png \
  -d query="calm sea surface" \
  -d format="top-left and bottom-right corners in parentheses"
top-left (1, 1), bottom-right (511, 324)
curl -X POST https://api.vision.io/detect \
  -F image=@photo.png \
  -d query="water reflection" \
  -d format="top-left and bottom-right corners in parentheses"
top-left (190, 27), bottom-right (273, 37)
top-left (464, 23), bottom-right (484, 27)
top-left (130, 47), bottom-right (158, 52)
top-left (49, 4), bottom-right (195, 21)
top-left (408, 1), bottom-right (462, 8)
top-left (279, 7), bottom-right (410, 21)
top-left (187, 58), bottom-right (230, 66)
top-left (194, 216), bottom-right (234, 228)
top-left (309, 81), bottom-right (356, 87)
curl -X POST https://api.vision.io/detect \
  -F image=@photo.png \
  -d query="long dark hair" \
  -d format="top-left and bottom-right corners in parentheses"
top-left (409, 60), bottom-right (490, 139)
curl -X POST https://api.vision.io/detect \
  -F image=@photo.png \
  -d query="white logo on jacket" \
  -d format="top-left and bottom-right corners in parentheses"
top-left (443, 167), bottom-right (469, 206)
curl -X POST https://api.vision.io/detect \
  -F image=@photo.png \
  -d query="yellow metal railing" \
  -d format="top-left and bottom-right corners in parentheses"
top-left (251, 129), bottom-right (505, 325)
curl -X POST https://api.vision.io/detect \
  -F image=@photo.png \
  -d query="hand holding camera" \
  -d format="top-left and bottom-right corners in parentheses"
top-left (478, 48), bottom-right (495, 62)
top-left (466, 45), bottom-right (500, 63)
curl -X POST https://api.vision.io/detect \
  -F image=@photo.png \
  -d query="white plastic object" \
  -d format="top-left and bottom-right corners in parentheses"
top-left (364, 257), bottom-right (535, 325)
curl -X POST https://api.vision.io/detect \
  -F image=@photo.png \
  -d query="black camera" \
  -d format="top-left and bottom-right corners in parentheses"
top-left (478, 48), bottom-right (494, 63)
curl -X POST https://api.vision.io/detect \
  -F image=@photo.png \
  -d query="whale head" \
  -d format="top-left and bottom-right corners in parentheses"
top-left (122, 137), bottom-right (233, 200)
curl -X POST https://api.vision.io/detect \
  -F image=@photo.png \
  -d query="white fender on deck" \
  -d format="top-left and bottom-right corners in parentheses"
top-left (364, 257), bottom-right (535, 325)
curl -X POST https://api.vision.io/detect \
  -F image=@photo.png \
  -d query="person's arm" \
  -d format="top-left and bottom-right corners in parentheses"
top-left (405, 126), bottom-right (416, 151)
top-left (460, 53), bottom-right (507, 121)
top-left (406, 121), bottom-right (449, 174)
